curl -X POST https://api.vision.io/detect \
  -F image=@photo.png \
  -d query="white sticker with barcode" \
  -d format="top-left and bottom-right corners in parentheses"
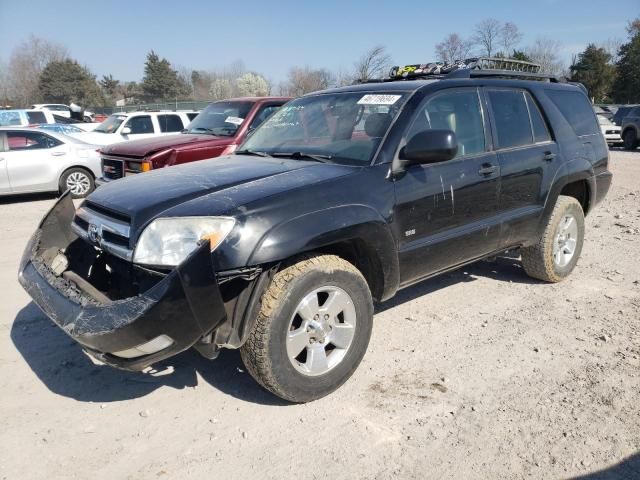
top-left (357, 94), bottom-right (401, 105)
top-left (225, 116), bottom-right (244, 125)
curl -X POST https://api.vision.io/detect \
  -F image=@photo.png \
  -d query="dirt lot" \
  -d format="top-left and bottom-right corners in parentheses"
top-left (1, 150), bottom-right (639, 480)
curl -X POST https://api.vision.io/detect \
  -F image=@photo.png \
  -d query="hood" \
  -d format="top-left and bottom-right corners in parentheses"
top-left (86, 155), bottom-right (355, 232)
top-left (69, 131), bottom-right (122, 146)
top-left (100, 133), bottom-right (231, 158)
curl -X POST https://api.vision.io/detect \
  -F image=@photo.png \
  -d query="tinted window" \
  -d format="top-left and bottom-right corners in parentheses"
top-left (525, 92), bottom-right (551, 143)
top-left (7, 131), bottom-right (61, 150)
top-left (158, 114), bottom-right (184, 133)
top-left (249, 105), bottom-right (281, 130)
top-left (125, 116), bottom-right (154, 134)
top-left (186, 112), bottom-right (199, 121)
top-left (26, 111), bottom-right (47, 124)
top-left (488, 90), bottom-right (532, 149)
top-left (547, 90), bottom-right (599, 137)
top-left (407, 89), bottom-right (485, 157)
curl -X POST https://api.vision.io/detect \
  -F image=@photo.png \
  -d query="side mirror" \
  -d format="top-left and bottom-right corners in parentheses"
top-left (399, 129), bottom-right (458, 167)
top-left (121, 127), bottom-right (132, 135)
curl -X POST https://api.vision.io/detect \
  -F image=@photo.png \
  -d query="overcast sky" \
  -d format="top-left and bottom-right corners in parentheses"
top-left (0, 0), bottom-right (637, 83)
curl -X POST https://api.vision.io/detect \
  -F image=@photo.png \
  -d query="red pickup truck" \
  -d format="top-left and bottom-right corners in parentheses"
top-left (98, 97), bottom-right (290, 183)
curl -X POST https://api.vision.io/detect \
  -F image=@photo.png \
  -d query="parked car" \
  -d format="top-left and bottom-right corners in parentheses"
top-left (31, 103), bottom-right (95, 122)
top-left (0, 109), bottom-right (55, 127)
top-left (71, 111), bottom-right (194, 146)
top-left (620, 106), bottom-right (640, 150)
top-left (597, 115), bottom-right (623, 146)
top-left (611, 105), bottom-right (639, 126)
top-left (98, 98), bottom-right (290, 183)
top-left (18, 59), bottom-right (611, 402)
top-left (0, 127), bottom-right (101, 198)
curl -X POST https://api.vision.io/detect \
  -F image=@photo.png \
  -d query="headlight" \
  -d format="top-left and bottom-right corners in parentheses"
top-left (133, 216), bottom-right (235, 267)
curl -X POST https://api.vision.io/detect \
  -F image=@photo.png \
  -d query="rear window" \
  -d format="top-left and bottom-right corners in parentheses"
top-left (488, 90), bottom-right (533, 149)
top-left (547, 90), bottom-right (599, 137)
top-left (26, 111), bottom-right (47, 124)
top-left (158, 114), bottom-right (184, 133)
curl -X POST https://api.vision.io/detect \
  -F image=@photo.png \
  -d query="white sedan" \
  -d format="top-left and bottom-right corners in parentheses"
top-left (0, 127), bottom-right (101, 198)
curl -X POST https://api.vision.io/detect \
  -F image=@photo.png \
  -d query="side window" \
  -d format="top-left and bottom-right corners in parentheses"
top-left (7, 132), bottom-right (61, 151)
top-left (157, 114), bottom-right (184, 133)
top-left (26, 111), bottom-right (47, 124)
top-left (249, 105), bottom-right (281, 130)
top-left (525, 92), bottom-right (551, 143)
top-left (125, 116), bottom-right (154, 134)
top-left (407, 89), bottom-right (486, 158)
top-left (0, 111), bottom-right (22, 127)
top-left (546, 90), bottom-right (599, 137)
top-left (488, 90), bottom-right (532, 149)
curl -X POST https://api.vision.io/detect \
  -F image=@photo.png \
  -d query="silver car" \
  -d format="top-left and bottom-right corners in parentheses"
top-left (0, 127), bottom-right (101, 198)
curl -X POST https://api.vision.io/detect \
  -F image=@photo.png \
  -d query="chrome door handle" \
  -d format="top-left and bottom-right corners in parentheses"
top-left (478, 164), bottom-right (497, 175)
top-left (51, 151), bottom-right (66, 156)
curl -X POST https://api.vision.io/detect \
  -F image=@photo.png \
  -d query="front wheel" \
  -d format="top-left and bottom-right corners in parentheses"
top-left (60, 168), bottom-right (95, 198)
top-left (240, 254), bottom-right (373, 403)
top-left (521, 195), bottom-right (585, 283)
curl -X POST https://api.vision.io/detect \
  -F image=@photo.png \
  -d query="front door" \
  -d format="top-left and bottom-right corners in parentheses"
top-left (393, 87), bottom-right (501, 285)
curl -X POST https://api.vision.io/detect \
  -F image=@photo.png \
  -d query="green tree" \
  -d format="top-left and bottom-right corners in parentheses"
top-left (612, 19), bottom-right (640, 103)
top-left (511, 50), bottom-right (532, 62)
top-left (141, 50), bottom-right (184, 101)
top-left (38, 59), bottom-right (103, 106)
top-left (99, 74), bottom-right (120, 97)
top-left (570, 44), bottom-right (616, 103)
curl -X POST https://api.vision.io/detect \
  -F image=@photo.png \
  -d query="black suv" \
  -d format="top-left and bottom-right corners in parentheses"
top-left (19, 59), bottom-right (612, 402)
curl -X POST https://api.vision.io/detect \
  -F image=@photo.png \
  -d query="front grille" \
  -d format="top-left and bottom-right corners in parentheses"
top-left (605, 130), bottom-right (619, 135)
top-left (102, 157), bottom-right (124, 180)
top-left (71, 205), bottom-right (133, 261)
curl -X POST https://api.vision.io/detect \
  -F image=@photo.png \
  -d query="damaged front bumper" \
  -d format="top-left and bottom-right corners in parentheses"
top-left (18, 194), bottom-right (229, 371)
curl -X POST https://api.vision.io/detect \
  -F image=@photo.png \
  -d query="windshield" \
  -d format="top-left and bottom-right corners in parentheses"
top-left (240, 92), bottom-right (409, 165)
top-left (186, 101), bottom-right (253, 136)
top-left (94, 115), bottom-right (127, 133)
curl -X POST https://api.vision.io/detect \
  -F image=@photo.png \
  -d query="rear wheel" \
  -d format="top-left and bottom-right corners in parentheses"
top-left (60, 168), bottom-right (94, 198)
top-left (521, 195), bottom-right (585, 283)
top-left (240, 254), bottom-right (373, 403)
top-left (623, 129), bottom-right (638, 150)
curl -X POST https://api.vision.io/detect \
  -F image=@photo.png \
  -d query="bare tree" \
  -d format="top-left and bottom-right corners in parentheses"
top-left (353, 46), bottom-right (392, 82)
top-left (7, 35), bottom-right (69, 106)
top-left (435, 33), bottom-right (474, 63)
top-left (500, 22), bottom-right (522, 57)
top-left (600, 38), bottom-right (623, 64)
top-left (473, 18), bottom-right (502, 57)
top-left (526, 37), bottom-right (565, 75)
top-left (282, 67), bottom-right (334, 97)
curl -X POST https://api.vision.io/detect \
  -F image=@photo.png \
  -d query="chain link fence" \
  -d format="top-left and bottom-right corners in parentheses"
top-left (91, 100), bottom-right (212, 115)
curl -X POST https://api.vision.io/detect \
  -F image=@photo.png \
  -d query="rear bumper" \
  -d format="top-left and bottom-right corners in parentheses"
top-left (18, 194), bottom-right (227, 371)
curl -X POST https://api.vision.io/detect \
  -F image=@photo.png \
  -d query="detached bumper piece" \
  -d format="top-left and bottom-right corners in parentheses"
top-left (18, 194), bottom-right (227, 371)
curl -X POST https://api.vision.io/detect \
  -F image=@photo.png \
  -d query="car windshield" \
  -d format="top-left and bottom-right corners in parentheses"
top-left (186, 101), bottom-right (253, 137)
top-left (94, 115), bottom-right (127, 133)
top-left (240, 92), bottom-right (409, 165)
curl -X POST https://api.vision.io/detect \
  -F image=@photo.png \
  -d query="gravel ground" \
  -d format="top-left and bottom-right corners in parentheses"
top-left (1, 150), bottom-right (639, 480)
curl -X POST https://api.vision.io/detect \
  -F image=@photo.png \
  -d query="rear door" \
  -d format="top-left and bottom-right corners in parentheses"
top-left (485, 88), bottom-right (558, 247)
top-left (394, 87), bottom-right (501, 285)
top-left (0, 133), bottom-right (11, 193)
top-left (5, 131), bottom-right (66, 193)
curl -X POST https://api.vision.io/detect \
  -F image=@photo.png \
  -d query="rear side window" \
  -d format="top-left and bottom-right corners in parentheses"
top-left (7, 131), bottom-right (61, 150)
top-left (525, 93), bottom-right (551, 143)
top-left (26, 111), bottom-right (47, 124)
top-left (546, 90), bottom-right (599, 137)
top-left (488, 90), bottom-right (532, 149)
top-left (158, 114), bottom-right (184, 133)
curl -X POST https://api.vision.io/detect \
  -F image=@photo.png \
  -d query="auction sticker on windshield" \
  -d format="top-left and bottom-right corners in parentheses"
top-left (225, 116), bottom-right (244, 125)
top-left (357, 94), bottom-right (402, 105)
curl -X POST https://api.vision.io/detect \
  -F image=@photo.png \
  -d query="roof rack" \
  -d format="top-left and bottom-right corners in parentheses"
top-left (365, 57), bottom-right (564, 84)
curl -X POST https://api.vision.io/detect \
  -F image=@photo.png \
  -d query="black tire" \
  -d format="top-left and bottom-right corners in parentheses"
top-left (623, 129), bottom-right (638, 150)
top-left (240, 254), bottom-right (373, 403)
top-left (521, 195), bottom-right (585, 283)
top-left (59, 167), bottom-right (95, 199)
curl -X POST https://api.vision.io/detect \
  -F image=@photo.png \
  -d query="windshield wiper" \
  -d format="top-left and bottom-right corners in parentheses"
top-left (188, 127), bottom-right (216, 134)
top-left (270, 151), bottom-right (333, 163)
top-left (235, 149), bottom-right (272, 157)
